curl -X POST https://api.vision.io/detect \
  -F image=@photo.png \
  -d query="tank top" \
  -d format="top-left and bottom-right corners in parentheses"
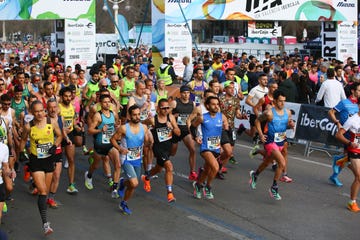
top-left (108, 86), bottom-right (121, 101)
top-left (123, 123), bottom-right (145, 166)
top-left (132, 95), bottom-right (148, 121)
top-left (190, 81), bottom-right (206, 106)
top-left (173, 98), bottom-right (194, 127)
top-left (155, 89), bottom-right (168, 104)
top-left (265, 108), bottom-right (288, 146)
top-left (121, 78), bottom-right (135, 105)
top-left (11, 98), bottom-right (26, 121)
top-left (59, 103), bottom-right (75, 132)
top-left (200, 112), bottom-right (222, 153)
top-left (22, 84), bottom-right (30, 99)
top-left (1, 108), bottom-right (13, 130)
top-left (29, 117), bottom-right (54, 158)
top-left (85, 80), bottom-right (99, 101)
top-left (262, 94), bottom-right (273, 112)
top-left (95, 111), bottom-right (115, 145)
top-left (0, 117), bottom-right (8, 145)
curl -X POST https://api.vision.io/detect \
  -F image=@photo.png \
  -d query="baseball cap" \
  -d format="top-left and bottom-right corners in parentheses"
top-left (180, 85), bottom-right (190, 92)
top-left (223, 81), bottom-right (234, 88)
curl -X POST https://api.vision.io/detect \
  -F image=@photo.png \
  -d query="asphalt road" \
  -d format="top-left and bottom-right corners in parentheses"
top-left (1, 135), bottom-right (359, 240)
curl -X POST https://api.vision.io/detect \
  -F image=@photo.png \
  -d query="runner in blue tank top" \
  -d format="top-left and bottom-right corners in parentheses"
top-left (249, 90), bottom-right (295, 201)
top-left (191, 96), bottom-right (229, 200)
top-left (110, 105), bottom-right (150, 215)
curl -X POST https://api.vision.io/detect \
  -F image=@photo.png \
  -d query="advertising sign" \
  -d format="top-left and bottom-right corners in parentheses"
top-left (96, 34), bottom-right (119, 55)
top-left (248, 21), bottom-right (282, 38)
top-left (65, 18), bottom-right (96, 70)
top-left (337, 21), bottom-right (358, 62)
top-left (322, 21), bottom-right (338, 60)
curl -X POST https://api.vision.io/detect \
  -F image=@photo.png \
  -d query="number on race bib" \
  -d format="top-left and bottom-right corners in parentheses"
top-left (36, 143), bottom-right (52, 159)
top-left (207, 136), bottom-right (220, 150)
top-left (157, 127), bottom-right (172, 142)
top-left (274, 132), bottom-right (286, 143)
top-left (126, 146), bottom-right (142, 161)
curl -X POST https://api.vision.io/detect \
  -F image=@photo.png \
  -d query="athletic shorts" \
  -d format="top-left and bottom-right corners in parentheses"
top-left (73, 125), bottom-right (83, 137)
top-left (29, 154), bottom-right (56, 173)
top-left (122, 163), bottom-right (141, 180)
top-left (94, 143), bottom-right (113, 156)
top-left (61, 131), bottom-right (75, 147)
top-left (0, 183), bottom-right (5, 202)
top-left (348, 152), bottom-right (360, 159)
top-left (171, 127), bottom-right (190, 143)
top-left (200, 150), bottom-right (220, 159)
top-left (249, 114), bottom-right (256, 127)
top-left (264, 142), bottom-right (284, 157)
top-left (120, 105), bottom-right (128, 118)
top-left (220, 129), bottom-right (235, 146)
top-left (53, 153), bottom-right (62, 163)
top-left (153, 145), bottom-right (170, 167)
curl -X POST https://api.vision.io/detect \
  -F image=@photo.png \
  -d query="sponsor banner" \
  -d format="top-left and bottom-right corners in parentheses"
top-left (96, 34), bottom-right (118, 54)
top-left (337, 21), bottom-right (358, 62)
top-left (162, 0), bottom-right (357, 22)
top-left (234, 99), bottom-right (253, 130)
top-left (295, 104), bottom-right (339, 146)
top-left (248, 21), bottom-right (282, 38)
top-left (164, 22), bottom-right (192, 75)
top-left (285, 102), bottom-right (301, 139)
top-left (51, 20), bottom-right (65, 62)
top-left (65, 18), bottom-right (96, 70)
top-left (322, 21), bottom-right (337, 60)
top-left (0, 0), bottom-right (95, 21)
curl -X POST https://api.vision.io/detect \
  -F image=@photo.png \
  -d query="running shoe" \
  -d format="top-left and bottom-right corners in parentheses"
top-left (229, 157), bottom-right (238, 165)
top-left (63, 159), bottom-right (69, 169)
top-left (347, 201), bottom-right (360, 212)
top-left (46, 198), bottom-right (58, 209)
top-left (108, 178), bottom-right (114, 192)
top-left (84, 171), bottom-right (93, 190)
top-left (271, 163), bottom-right (278, 171)
top-left (119, 201), bottom-right (132, 215)
top-left (280, 175), bottom-right (293, 183)
top-left (111, 189), bottom-right (120, 199)
top-left (23, 165), bottom-right (31, 182)
top-left (118, 177), bottom-right (125, 198)
top-left (253, 133), bottom-right (260, 145)
top-left (192, 182), bottom-right (202, 199)
top-left (221, 166), bottom-right (228, 173)
top-left (43, 222), bottom-right (53, 236)
top-left (188, 171), bottom-right (198, 181)
top-left (329, 175), bottom-right (343, 187)
top-left (2, 202), bottom-right (7, 214)
top-left (167, 192), bottom-right (176, 203)
top-left (249, 145), bottom-right (260, 159)
top-left (269, 186), bottom-right (282, 200)
top-left (141, 175), bottom-right (151, 192)
top-left (237, 124), bottom-right (246, 136)
top-left (216, 172), bottom-right (225, 180)
top-left (66, 183), bottom-right (79, 194)
top-left (249, 170), bottom-right (257, 190)
top-left (204, 186), bottom-right (214, 200)
top-left (332, 155), bottom-right (343, 174)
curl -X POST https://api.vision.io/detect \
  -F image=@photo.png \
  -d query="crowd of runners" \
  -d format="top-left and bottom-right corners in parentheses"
top-left (0, 41), bottom-right (360, 236)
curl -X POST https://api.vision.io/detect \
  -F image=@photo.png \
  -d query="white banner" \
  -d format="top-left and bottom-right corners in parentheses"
top-left (248, 21), bottom-right (282, 38)
top-left (96, 34), bottom-right (118, 55)
top-left (337, 21), bottom-right (358, 62)
top-left (322, 21), bottom-right (337, 60)
top-left (65, 19), bottom-right (96, 70)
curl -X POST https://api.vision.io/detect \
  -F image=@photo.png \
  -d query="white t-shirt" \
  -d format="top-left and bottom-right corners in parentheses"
top-left (0, 143), bottom-right (9, 184)
top-left (316, 79), bottom-right (346, 108)
top-left (247, 85), bottom-right (268, 114)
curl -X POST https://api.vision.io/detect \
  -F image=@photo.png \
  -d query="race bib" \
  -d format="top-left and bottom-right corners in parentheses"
top-left (274, 132), bottom-right (286, 143)
top-left (195, 95), bottom-right (201, 105)
top-left (126, 146), bottom-right (142, 161)
top-left (36, 143), bottom-right (52, 159)
top-left (177, 114), bottom-right (188, 126)
top-left (140, 110), bottom-right (148, 121)
top-left (157, 127), bottom-right (172, 142)
top-left (102, 129), bottom-right (114, 144)
top-left (207, 136), bottom-right (220, 150)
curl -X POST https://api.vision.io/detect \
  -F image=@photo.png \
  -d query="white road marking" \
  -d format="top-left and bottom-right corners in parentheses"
top-left (187, 215), bottom-right (253, 240)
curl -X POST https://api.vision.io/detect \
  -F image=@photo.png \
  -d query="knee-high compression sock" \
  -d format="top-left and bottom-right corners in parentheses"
top-left (38, 195), bottom-right (47, 224)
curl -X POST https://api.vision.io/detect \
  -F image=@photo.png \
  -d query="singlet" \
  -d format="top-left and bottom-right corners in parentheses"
top-left (152, 115), bottom-right (172, 144)
top-left (190, 80), bottom-right (206, 106)
top-left (0, 117), bottom-right (8, 145)
top-left (173, 98), bottom-right (194, 127)
top-left (262, 94), bottom-right (273, 112)
top-left (85, 80), bottom-right (99, 103)
top-left (343, 114), bottom-right (360, 154)
top-left (29, 117), bottom-right (54, 158)
top-left (132, 95), bottom-right (148, 121)
top-left (11, 97), bottom-right (26, 121)
top-left (334, 98), bottom-right (359, 125)
top-left (59, 103), bottom-right (75, 132)
top-left (94, 111), bottom-right (115, 145)
top-left (121, 78), bottom-right (135, 105)
top-left (265, 108), bottom-right (288, 146)
top-left (155, 89), bottom-right (168, 104)
top-left (22, 84), bottom-right (30, 99)
top-left (200, 112), bottom-right (222, 153)
top-left (1, 108), bottom-right (13, 130)
top-left (123, 123), bottom-right (145, 167)
top-left (108, 86), bottom-right (121, 102)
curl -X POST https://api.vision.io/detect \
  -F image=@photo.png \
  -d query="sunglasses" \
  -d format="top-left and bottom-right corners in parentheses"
top-left (101, 85), bottom-right (108, 88)
top-left (0, 83), bottom-right (4, 86)
top-left (111, 81), bottom-right (118, 83)
top-left (160, 106), bottom-right (170, 110)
